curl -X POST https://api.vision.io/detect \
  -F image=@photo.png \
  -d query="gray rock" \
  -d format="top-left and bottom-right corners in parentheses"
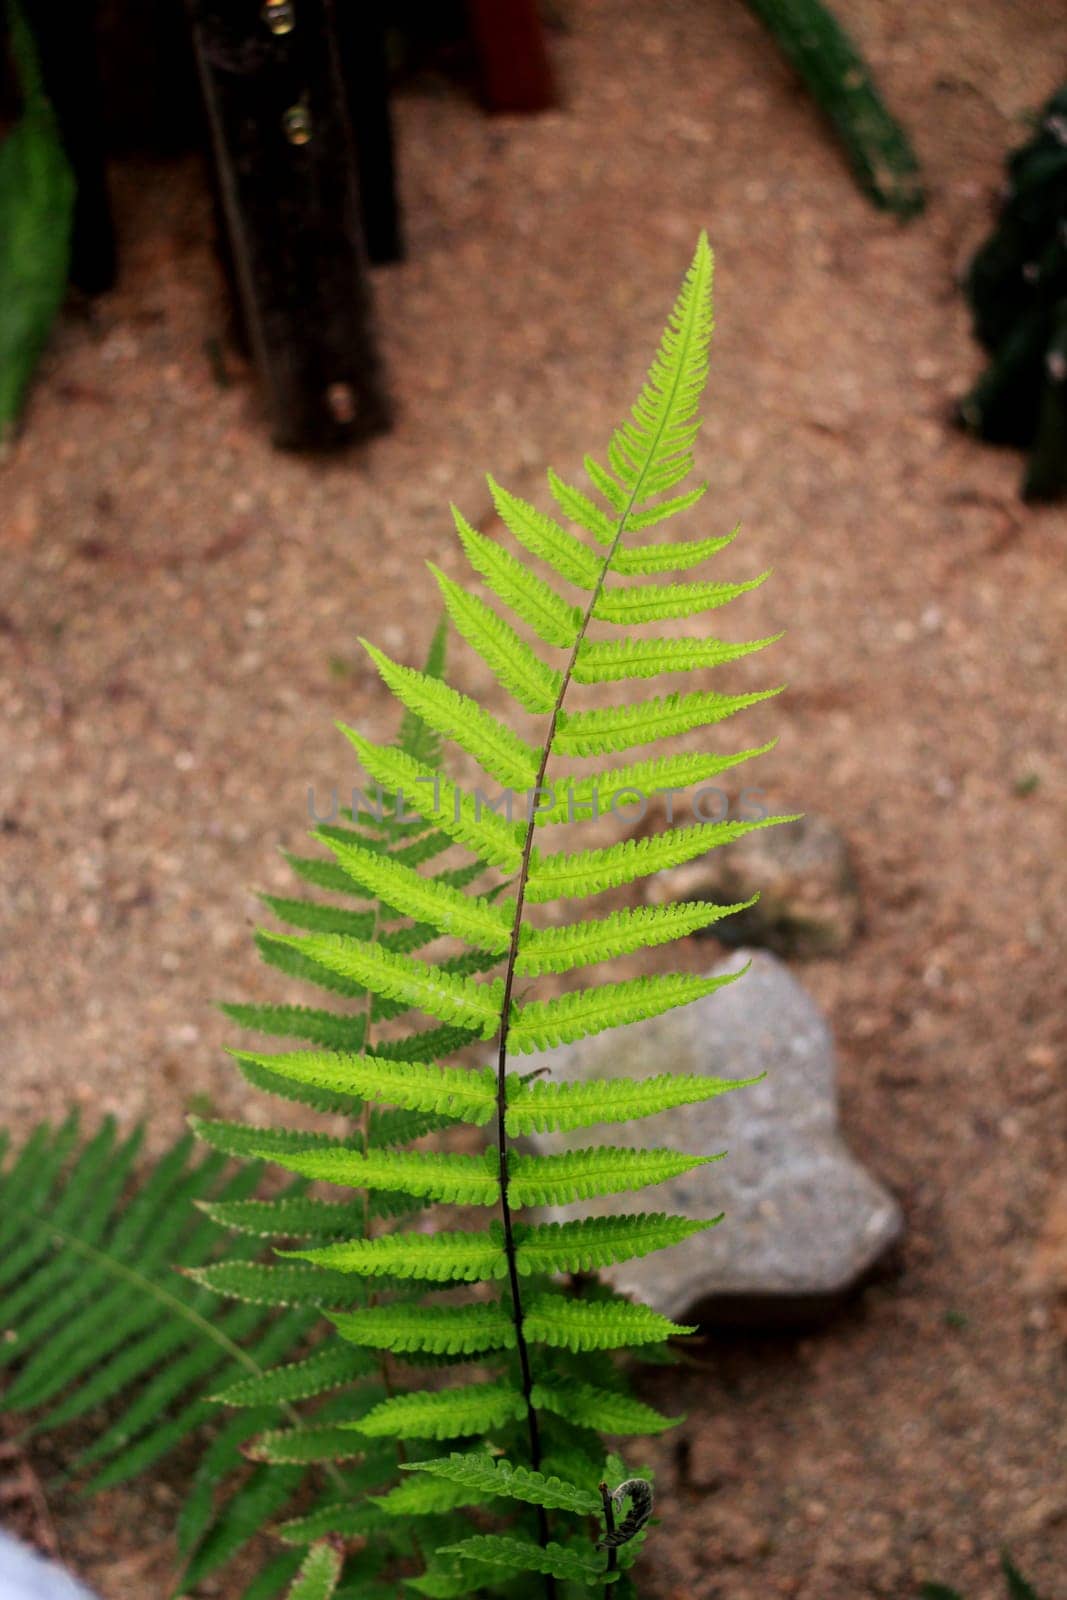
top-left (528, 949), bottom-right (902, 1327)
top-left (0, 1533), bottom-right (99, 1600)
top-left (642, 813), bottom-right (860, 959)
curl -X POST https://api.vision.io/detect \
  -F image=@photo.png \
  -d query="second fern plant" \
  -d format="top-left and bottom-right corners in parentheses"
top-left (201, 233), bottom-right (788, 1597)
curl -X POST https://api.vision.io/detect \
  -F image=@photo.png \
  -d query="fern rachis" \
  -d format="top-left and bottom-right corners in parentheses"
top-left (215, 231), bottom-right (782, 1599)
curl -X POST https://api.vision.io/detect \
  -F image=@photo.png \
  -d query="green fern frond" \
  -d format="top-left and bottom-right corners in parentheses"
top-left (451, 505), bottom-right (582, 646)
top-left (506, 1067), bottom-right (757, 1133)
top-left (196, 233), bottom-right (785, 1597)
top-left (353, 1382), bottom-right (525, 1441)
top-left (0, 1120), bottom-right (333, 1591)
top-left (283, 1230), bottom-right (507, 1283)
top-left (403, 1451), bottom-right (602, 1515)
top-left (507, 969), bottom-right (745, 1052)
top-left (515, 1214), bottom-right (719, 1274)
top-left (285, 1542), bottom-right (344, 1600)
top-left (361, 640), bottom-right (539, 789)
top-left (487, 475), bottom-right (601, 587)
top-left (257, 934), bottom-right (503, 1036)
top-left (532, 742), bottom-right (776, 825)
top-left (437, 1532), bottom-right (602, 1583)
top-left (592, 571), bottom-right (769, 624)
top-left (430, 565), bottom-right (563, 714)
top-left (515, 899), bottom-right (754, 976)
top-left (527, 816), bottom-right (797, 898)
top-left (532, 1379), bottom-right (681, 1436)
top-left (555, 684), bottom-right (781, 755)
top-left (523, 1294), bottom-right (696, 1350)
top-left (507, 1146), bottom-right (720, 1207)
top-left (573, 630), bottom-right (780, 683)
top-left (329, 1301), bottom-right (517, 1356)
top-left (317, 831), bottom-right (513, 950)
top-left (230, 1051), bottom-right (497, 1127)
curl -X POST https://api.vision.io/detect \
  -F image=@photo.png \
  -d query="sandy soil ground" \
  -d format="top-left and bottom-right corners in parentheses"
top-left (1, 2), bottom-right (1065, 1597)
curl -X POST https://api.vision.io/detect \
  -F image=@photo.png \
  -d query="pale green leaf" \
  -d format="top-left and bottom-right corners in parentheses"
top-left (515, 899), bottom-right (755, 976)
top-left (229, 1050), bottom-right (498, 1126)
top-left (592, 572), bottom-right (769, 624)
top-left (532, 1378), bottom-right (682, 1435)
top-left (506, 1066), bottom-right (758, 1132)
top-left (430, 565), bottom-right (562, 714)
top-left (555, 685), bottom-right (781, 756)
top-left (284, 1230), bottom-right (507, 1283)
top-left (337, 728), bottom-right (524, 870)
top-left (403, 1451), bottom-right (601, 1514)
top-left (572, 632), bottom-right (780, 683)
top-left (329, 1300), bottom-right (516, 1356)
top-left (487, 475), bottom-right (602, 587)
top-left (319, 830), bottom-right (513, 951)
top-left (524, 1292), bottom-right (696, 1349)
top-left (452, 506), bottom-right (581, 647)
top-left (527, 815), bottom-right (798, 898)
top-left (257, 933), bottom-right (503, 1036)
top-left (508, 969), bottom-right (746, 1053)
top-left (516, 1214), bottom-right (719, 1274)
top-left (362, 640), bottom-right (538, 788)
top-left (508, 1146), bottom-right (720, 1207)
top-left (612, 525), bottom-right (735, 573)
top-left (353, 1382), bottom-right (524, 1440)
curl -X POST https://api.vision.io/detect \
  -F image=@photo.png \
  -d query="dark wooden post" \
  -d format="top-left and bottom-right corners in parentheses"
top-left (184, 0), bottom-right (391, 449)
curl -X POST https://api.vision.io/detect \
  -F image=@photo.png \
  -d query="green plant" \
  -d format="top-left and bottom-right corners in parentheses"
top-left (0, 1114), bottom-right (347, 1597)
top-left (195, 232), bottom-right (789, 1597)
top-left (921, 1551), bottom-right (1044, 1600)
top-left (0, 0), bottom-right (74, 445)
top-left (744, 0), bottom-right (923, 216)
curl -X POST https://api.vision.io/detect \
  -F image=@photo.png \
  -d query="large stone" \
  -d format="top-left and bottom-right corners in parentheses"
top-left (642, 813), bottom-right (860, 959)
top-left (529, 949), bottom-right (902, 1327)
top-left (0, 1532), bottom-right (98, 1599)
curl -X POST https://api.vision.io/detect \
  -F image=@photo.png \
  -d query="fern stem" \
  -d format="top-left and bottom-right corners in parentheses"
top-left (491, 269), bottom-right (702, 1582)
top-left (599, 1481), bottom-right (619, 1596)
top-left (492, 355), bottom-right (690, 1588)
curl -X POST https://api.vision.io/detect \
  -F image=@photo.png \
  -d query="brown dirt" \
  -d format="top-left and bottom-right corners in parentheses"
top-left (1, 2), bottom-right (1065, 1597)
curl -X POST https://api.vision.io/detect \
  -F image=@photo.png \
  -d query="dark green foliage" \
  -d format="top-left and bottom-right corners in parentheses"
top-left (0, 1115), bottom-right (339, 1597)
top-left (0, 1), bottom-right (74, 442)
top-left (744, 0), bottom-right (923, 216)
top-left (920, 1553), bottom-right (1043, 1600)
top-left (960, 85), bottom-right (1067, 500)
